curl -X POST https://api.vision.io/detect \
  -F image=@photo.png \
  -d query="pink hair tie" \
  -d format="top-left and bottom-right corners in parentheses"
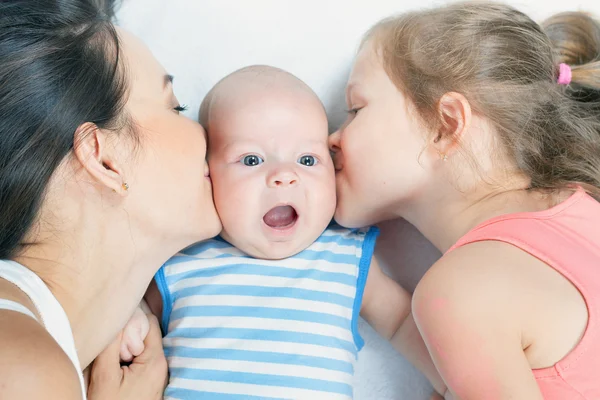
top-left (557, 63), bottom-right (572, 85)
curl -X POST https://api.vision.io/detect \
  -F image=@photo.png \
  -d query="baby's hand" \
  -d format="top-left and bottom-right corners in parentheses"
top-left (120, 306), bottom-right (150, 362)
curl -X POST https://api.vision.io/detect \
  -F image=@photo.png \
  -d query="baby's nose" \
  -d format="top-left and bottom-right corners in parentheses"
top-left (268, 169), bottom-right (298, 188)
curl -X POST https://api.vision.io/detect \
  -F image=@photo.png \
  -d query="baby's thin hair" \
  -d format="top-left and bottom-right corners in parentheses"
top-left (366, 2), bottom-right (600, 197)
top-left (199, 65), bottom-right (319, 130)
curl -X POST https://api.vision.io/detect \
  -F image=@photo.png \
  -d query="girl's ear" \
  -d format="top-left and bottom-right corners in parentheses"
top-left (431, 92), bottom-right (472, 160)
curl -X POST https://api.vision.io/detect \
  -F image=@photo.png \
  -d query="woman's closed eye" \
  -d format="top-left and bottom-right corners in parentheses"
top-left (173, 104), bottom-right (188, 114)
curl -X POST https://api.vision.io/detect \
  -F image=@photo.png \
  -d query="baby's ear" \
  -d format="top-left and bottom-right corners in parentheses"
top-left (432, 92), bottom-right (472, 156)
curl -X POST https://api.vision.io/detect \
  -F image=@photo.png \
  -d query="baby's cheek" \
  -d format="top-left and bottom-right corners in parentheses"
top-left (310, 177), bottom-right (336, 219)
top-left (213, 177), bottom-right (246, 221)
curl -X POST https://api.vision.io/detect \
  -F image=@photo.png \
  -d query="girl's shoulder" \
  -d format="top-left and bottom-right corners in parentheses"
top-left (413, 240), bottom-right (535, 330)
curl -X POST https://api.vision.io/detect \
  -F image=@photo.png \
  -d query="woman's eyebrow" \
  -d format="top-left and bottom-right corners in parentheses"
top-left (163, 74), bottom-right (174, 89)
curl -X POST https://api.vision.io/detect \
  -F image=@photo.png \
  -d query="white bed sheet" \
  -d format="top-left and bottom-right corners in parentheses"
top-left (116, 1), bottom-right (600, 398)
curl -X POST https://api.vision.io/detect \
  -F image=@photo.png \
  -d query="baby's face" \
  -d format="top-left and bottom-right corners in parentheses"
top-left (207, 90), bottom-right (336, 259)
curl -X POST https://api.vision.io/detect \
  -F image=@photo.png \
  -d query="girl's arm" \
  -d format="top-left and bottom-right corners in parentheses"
top-left (412, 243), bottom-right (544, 400)
top-left (361, 257), bottom-right (448, 395)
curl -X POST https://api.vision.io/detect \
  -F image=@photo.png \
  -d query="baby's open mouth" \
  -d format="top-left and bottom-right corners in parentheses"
top-left (263, 205), bottom-right (298, 229)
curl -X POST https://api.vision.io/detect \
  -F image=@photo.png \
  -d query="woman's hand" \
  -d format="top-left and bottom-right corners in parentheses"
top-left (88, 314), bottom-right (167, 400)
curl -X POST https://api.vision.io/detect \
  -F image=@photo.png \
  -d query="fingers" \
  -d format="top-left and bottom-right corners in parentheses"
top-left (120, 312), bottom-right (149, 361)
top-left (120, 341), bottom-right (133, 363)
top-left (136, 312), bottom-right (150, 354)
top-left (89, 316), bottom-right (165, 400)
top-left (89, 331), bottom-right (124, 388)
top-left (127, 335), bottom-right (146, 359)
top-left (132, 314), bottom-right (163, 364)
top-left (128, 314), bottom-right (168, 392)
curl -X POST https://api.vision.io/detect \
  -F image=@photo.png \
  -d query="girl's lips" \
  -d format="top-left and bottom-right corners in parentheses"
top-left (333, 158), bottom-right (343, 171)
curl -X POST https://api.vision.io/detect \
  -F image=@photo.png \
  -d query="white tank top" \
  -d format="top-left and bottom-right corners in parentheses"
top-left (0, 260), bottom-right (87, 399)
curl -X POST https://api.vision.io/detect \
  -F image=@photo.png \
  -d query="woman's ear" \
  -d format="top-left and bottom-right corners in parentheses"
top-left (432, 92), bottom-right (472, 160)
top-left (72, 122), bottom-right (128, 195)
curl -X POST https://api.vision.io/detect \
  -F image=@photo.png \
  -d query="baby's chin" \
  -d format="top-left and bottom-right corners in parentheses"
top-left (233, 235), bottom-right (313, 260)
top-left (221, 224), bottom-right (327, 260)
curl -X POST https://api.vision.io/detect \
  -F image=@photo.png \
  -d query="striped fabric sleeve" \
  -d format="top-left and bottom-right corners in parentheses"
top-left (155, 266), bottom-right (173, 333)
top-left (350, 226), bottom-right (380, 351)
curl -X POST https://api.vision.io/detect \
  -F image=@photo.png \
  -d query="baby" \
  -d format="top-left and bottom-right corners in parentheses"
top-left (122, 66), bottom-right (409, 399)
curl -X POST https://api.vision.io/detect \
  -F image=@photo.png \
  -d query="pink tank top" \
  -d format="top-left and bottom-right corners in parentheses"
top-left (448, 188), bottom-right (600, 399)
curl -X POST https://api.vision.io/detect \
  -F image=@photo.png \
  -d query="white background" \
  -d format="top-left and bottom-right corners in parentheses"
top-left (117, 1), bottom-right (600, 398)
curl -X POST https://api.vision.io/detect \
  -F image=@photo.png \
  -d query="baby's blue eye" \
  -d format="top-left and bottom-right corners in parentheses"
top-left (298, 155), bottom-right (317, 166)
top-left (242, 155), bottom-right (263, 166)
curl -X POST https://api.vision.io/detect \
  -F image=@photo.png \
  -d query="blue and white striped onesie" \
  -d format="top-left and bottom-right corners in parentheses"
top-left (155, 225), bottom-right (379, 400)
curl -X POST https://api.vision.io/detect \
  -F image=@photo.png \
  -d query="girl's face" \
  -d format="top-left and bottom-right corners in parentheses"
top-left (329, 43), bottom-right (435, 228)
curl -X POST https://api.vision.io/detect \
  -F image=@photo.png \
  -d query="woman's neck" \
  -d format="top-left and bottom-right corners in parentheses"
top-left (14, 187), bottom-right (179, 369)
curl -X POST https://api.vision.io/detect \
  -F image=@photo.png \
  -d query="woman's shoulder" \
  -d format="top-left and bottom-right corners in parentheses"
top-left (0, 309), bottom-right (82, 399)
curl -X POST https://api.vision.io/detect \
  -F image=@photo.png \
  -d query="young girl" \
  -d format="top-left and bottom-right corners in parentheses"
top-left (329, 2), bottom-right (600, 399)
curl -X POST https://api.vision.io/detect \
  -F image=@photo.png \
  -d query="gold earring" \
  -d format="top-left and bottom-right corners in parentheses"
top-left (122, 182), bottom-right (129, 191)
top-left (439, 153), bottom-right (448, 161)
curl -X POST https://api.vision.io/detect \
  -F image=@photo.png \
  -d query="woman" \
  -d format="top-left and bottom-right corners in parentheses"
top-left (0, 1), bottom-right (221, 399)
top-left (330, 3), bottom-right (600, 399)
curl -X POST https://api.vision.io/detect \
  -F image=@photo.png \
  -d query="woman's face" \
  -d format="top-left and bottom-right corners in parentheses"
top-left (329, 43), bottom-right (433, 228)
top-left (117, 29), bottom-right (221, 246)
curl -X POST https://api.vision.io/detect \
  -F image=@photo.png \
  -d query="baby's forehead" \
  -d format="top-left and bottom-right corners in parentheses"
top-left (208, 102), bottom-right (329, 152)
top-left (216, 77), bottom-right (316, 110)
top-left (204, 66), bottom-right (328, 145)
top-left (208, 66), bottom-right (322, 114)
top-left (211, 86), bottom-right (326, 133)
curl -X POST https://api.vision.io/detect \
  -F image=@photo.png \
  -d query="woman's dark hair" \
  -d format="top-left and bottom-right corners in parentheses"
top-left (0, 0), bottom-right (130, 259)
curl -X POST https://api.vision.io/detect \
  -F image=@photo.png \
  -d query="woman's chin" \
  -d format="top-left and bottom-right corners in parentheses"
top-left (203, 211), bottom-right (223, 239)
top-left (188, 205), bottom-right (223, 242)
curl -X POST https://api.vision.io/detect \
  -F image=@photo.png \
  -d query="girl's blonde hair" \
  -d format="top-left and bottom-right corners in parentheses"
top-left (366, 2), bottom-right (600, 196)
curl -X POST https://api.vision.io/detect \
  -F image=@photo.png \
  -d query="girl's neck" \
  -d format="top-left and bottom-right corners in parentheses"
top-left (402, 181), bottom-right (558, 253)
